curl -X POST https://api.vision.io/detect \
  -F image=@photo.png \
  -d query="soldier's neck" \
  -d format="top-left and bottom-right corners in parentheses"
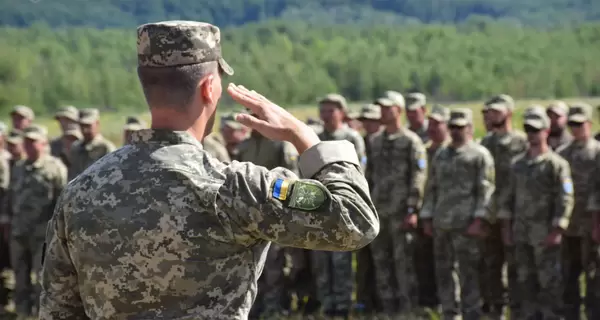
top-left (324, 122), bottom-right (344, 133)
top-left (150, 108), bottom-right (208, 142)
top-left (528, 144), bottom-right (549, 157)
top-left (385, 119), bottom-right (403, 134)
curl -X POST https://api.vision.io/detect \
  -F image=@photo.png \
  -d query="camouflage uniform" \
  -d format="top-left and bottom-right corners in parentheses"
top-left (39, 21), bottom-right (379, 320)
top-left (50, 106), bottom-right (79, 165)
top-left (547, 101), bottom-right (573, 151)
top-left (314, 94), bottom-right (367, 317)
top-left (368, 97), bottom-right (427, 315)
top-left (416, 105), bottom-right (450, 310)
top-left (68, 108), bottom-right (116, 180)
top-left (498, 107), bottom-right (574, 319)
top-left (478, 100), bottom-right (528, 318)
top-left (557, 103), bottom-right (600, 320)
top-left (406, 93), bottom-right (429, 143)
top-left (237, 132), bottom-right (300, 318)
top-left (123, 116), bottom-right (146, 145)
top-left (0, 125), bottom-right (10, 310)
top-left (203, 133), bottom-right (231, 163)
top-left (8, 125), bottom-right (67, 317)
top-left (421, 109), bottom-right (495, 320)
top-left (6, 130), bottom-right (24, 168)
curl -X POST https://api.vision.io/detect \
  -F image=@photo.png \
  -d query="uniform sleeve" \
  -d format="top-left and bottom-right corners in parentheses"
top-left (473, 149), bottom-right (495, 219)
top-left (586, 150), bottom-right (600, 212)
top-left (407, 138), bottom-right (427, 210)
top-left (552, 159), bottom-right (574, 230)
top-left (217, 140), bottom-right (379, 251)
top-left (497, 162), bottom-right (516, 220)
top-left (420, 152), bottom-right (439, 219)
top-left (281, 142), bottom-right (300, 175)
top-left (105, 141), bottom-right (116, 154)
top-left (39, 194), bottom-right (86, 319)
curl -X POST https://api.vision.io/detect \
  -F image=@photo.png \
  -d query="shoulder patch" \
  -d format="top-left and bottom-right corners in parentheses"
top-left (360, 156), bottom-right (367, 166)
top-left (417, 158), bottom-right (426, 170)
top-left (562, 178), bottom-right (573, 194)
top-left (288, 181), bottom-right (328, 211)
top-left (272, 178), bottom-right (292, 201)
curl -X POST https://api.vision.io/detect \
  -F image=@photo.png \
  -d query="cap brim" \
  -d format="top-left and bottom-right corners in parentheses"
top-left (6, 137), bottom-right (22, 144)
top-left (487, 103), bottom-right (507, 112)
top-left (23, 133), bottom-right (46, 141)
top-left (123, 124), bottom-right (143, 131)
top-left (218, 57), bottom-right (234, 76)
top-left (567, 115), bottom-right (588, 123)
top-left (524, 119), bottom-right (544, 129)
top-left (64, 131), bottom-right (82, 139)
top-left (359, 112), bottom-right (380, 120)
top-left (55, 112), bottom-right (78, 121)
top-left (79, 117), bottom-right (98, 125)
top-left (406, 102), bottom-right (423, 110)
top-left (449, 119), bottom-right (469, 126)
top-left (547, 107), bottom-right (566, 116)
top-left (429, 114), bottom-right (446, 122)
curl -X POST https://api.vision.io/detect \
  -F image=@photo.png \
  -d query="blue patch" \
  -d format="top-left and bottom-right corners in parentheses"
top-left (272, 179), bottom-right (284, 199)
top-left (563, 181), bottom-right (573, 194)
top-left (361, 156), bottom-right (367, 166)
top-left (418, 158), bottom-right (426, 169)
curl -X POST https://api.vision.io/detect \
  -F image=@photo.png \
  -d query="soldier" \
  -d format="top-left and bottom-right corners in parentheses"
top-left (39, 21), bottom-right (378, 320)
top-left (58, 124), bottom-right (83, 171)
top-left (6, 130), bottom-right (25, 167)
top-left (203, 133), bottom-right (231, 162)
top-left (546, 100), bottom-right (573, 150)
top-left (368, 96), bottom-right (427, 317)
top-left (50, 106), bottom-right (80, 167)
top-left (415, 104), bottom-right (450, 312)
top-left (6, 125), bottom-right (67, 319)
top-left (220, 112), bottom-right (249, 161)
top-left (306, 117), bottom-right (324, 135)
top-left (237, 121), bottom-right (300, 319)
top-left (345, 110), bottom-right (363, 132)
top-left (123, 116), bottom-right (147, 144)
top-left (358, 103), bottom-right (382, 187)
top-left (313, 93), bottom-right (366, 318)
top-left (557, 103), bottom-right (600, 320)
top-left (421, 108), bottom-right (495, 320)
top-left (0, 124), bottom-right (10, 314)
top-left (10, 105), bottom-right (34, 131)
top-left (405, 92), bottom-right (429, 143)
top-left (0, 123), bottom-right (10, 162)
top-left (68, 108), bottom-right (116, 180)
top-left (478, 95), bottom-right (528, 319)
top-left (498, 106), bottom-right (573, 319)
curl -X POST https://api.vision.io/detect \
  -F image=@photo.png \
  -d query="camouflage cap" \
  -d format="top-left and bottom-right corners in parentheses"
top-left (374, 97), bottom-right (395, 108)
top-left (523, 105), bottom-right (550, 129)
top-left (23, 124), bottom-right (48, 141)
top-left (220, 112), bottom-right (243, 130)
top-left (384, 90), bottom-right (405, 108)
top-left (567, 103), bottom-right (593, 123)
top-left (346, 110), bottom-right (360, 120)
top-left (546, 100), bottom-right (568, 116)
top-left (406, 92), bottom-right (426, 110)
top-left (485, 94), bottom-right (515, 111)
top-left (79, 108), bottom-right (100, 125)
top-left (358, 103), bottom-right (381, 120)
top-left (11, 105), bottom-right (35, 120)
top-left (448, 108), bottom-right (473, 126)
top-left (123, 116), bottom-right (147, 131)
top-left (55, 105), bottom-right (79, 121)
top-left (318, 93), bottom-right (348, 112)
top-left (6, 129), bottom-right (23, 144)
top-left (64, 128), bottom-right (83, 140)
top-left (428, 104), bottom-right (450, 122)
top-left (137, 20), bottom-right (234, 75)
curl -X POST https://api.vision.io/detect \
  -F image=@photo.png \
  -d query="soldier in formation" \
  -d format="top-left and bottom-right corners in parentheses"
top-left (122, 116), bottom-right (147, 144)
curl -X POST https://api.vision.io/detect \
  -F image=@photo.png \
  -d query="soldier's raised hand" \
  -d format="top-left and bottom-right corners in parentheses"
top-left (227, 83), bottom-right (320, 154)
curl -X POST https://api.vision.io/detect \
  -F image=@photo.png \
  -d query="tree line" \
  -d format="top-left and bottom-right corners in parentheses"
top-left (1, 20), bottom-right (599, 115)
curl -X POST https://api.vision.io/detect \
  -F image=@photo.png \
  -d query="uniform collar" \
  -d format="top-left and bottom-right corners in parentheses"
top-left (130, 129), bottom-right (203, 149)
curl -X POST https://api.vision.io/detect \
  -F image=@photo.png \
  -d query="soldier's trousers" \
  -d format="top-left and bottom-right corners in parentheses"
top-left (434, 229), bottom-right (482, 320)
top-left (515, 242), bottom-right (562, 319)
top-left (356, 243), bottom-right (379, 313)
top-left (289, 249), bottom-right (320, 314)
top-left (10, 235), bottom-right (44, 316)
top-left (311, 250), bottom-right (353, 314)
top-left (562, 235), bottom-right (600, 320)
top-left (479, 222), bottom-right (507, 316)
top-left (371, 217), bottom-right (418, 314)
top-left (414, 225), bottom-right (438, 308)
top-left (249, 244), bottom-right (286, 318)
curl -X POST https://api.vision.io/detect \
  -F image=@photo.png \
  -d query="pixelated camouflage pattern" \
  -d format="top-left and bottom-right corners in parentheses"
top-left (39, 129), bottom-right (378, 320)
top-left (319, 125), bottom-right (366, 171)
top-left (68, 134), bottom-right (116, 180)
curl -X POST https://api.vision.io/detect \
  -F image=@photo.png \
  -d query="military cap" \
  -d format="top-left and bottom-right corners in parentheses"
top-left (485, 94), bottom-right (515, 111)
top-left (318, 93), bottom-right (348, 112)
top-left (406, 93), bottom-right (426, 110)
top-left (11, 105), bottom-right (35, 120)
top-left (6, 129), bottom-right (23, 144)
top-left (358, 104), bottom-right (381, 120)
top-left (546, 100), bottom-right (568, 116)
top-left (448, 108), bottom-right (473, 126)
top-left (346, 110), bottom-right (360, 120)
top-left (23, 124), bottom-right (48, 141)
top-left (137, 20), bottom-right (234, 75)
top-left (567, 103), bottom-right (593, 123)
top-left (384, 91), bottom-right (405, 108)
top-left (523, 105), bottom-right (550, 129)
top-left (64, 128), bottom-right (83, 140)
top-left (55, 105), bottom-right (79, 121)
top-left (79, 108), bottom-right (100, 125)
top-left (220, 113), bottom-right (244, 130)
top-left (428, 104), bottom-right (450, 122)
top-left (123, 116), bottom-right (147, 131)
top-left (374, 97), bottom-right (395, 108)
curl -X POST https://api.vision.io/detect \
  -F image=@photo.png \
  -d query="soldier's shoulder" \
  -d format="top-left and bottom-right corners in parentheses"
top-left (403, 128), bottom-right (423, 144)
top-left (511, 129), bottom-right (527, 140)
top-left (342, 126), bottom-right (363, 141)
top-left (43, 155), bottom-right (67, 173)
top-left (480, 132), bottom-right (493, 144)
top-left (548, 151), bottom-right (570, 167)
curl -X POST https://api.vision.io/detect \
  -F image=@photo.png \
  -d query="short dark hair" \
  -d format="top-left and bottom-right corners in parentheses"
top-left (137, 61), bottom-right (218, 109)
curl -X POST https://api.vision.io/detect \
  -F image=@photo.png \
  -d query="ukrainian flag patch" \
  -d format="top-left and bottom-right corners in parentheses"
top-left (272, 178), bottom-right (292, 201)
top-left (563, 179), bottom-right (573, 194)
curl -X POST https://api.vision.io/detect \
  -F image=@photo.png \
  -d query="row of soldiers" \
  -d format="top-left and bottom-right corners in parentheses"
top-left (202, 92), bottom-right (600, 320)
top-left (0, 105), bottom-right (149, 319)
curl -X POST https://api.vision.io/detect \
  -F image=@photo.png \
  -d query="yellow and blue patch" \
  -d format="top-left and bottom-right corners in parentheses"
top-left (272, 178), bottom-right (292, 201)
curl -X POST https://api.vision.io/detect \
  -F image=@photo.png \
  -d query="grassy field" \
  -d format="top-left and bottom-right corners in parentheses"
top-left (2, 97), bottom-right (599, 146)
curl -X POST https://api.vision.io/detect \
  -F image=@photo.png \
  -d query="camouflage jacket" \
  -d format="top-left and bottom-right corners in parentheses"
top-left (39, 130), bottom-right (378, 320)
top-left (68, 134), bottom-right (116, 180)
top-left (237, 133), bottom-right (298, 174)
top-left (319, 124), bottom-right (366, 171)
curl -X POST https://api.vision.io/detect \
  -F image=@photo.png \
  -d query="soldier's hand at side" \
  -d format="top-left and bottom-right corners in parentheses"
top-left (227, 83), bottom-right (320, 154)
top-left (402, 213), bottom-right (418, 230)
top-left (542, 229), bottom-right (562, 247)
top-left (466, 218), bottom-right (487, 239)
top-left (423, 219), bottom-right (433, 237)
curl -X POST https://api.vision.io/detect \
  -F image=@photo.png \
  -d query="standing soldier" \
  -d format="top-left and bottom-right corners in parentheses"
top-left (421, 108), bottom-right (495, 320)
top-left (355, 102), bottom-right (381, 315)
top-left (50, 106), bottom-right (80, 167)
top-left (7, 125), bottom-right (67, 319)
top-left (369, 96), bottom-right (427, 317)
top-left (314, 93), bottom-right (366, 318)
top-left (416, 104), bottom-right (451, 312)
top-left (238, 124), bottom-right (299, 319)
top-left (203, 133), bottom-right (231, 162)
top-left (557, 103), bottom-right (600, 320)
top-left (122, 116), bottom-right (147, 144)
top-left (546, 101), bottom-right (573, 150)
top-left (220, 113), bottom-right (249, 161)
top-left (58, 124), bottom-right (82, 172)
top-left (6, 130), bottom-right (25, 167)
top-left (306, 118), bottom-right (324, 135)
top-left (478, 96), bottom-right (528, 319)
top-left (68, 108), bottom-right (116, 180)
top-left (405, 92), bottom-right (429, 143)
top-left (0, 123), bottom-right (11, 162)
top-left (345, 110), bottom-right (363, 132)
top-left (0, 124), bottom-right (10, 314)
top-left (498, 106), bottom-right (573, 319)
top-left (10, 106), bottom-right (34, 131)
